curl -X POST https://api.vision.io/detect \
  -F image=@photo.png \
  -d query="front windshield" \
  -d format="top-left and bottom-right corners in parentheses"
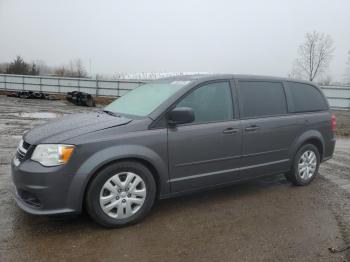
top-left (105, 82), bottom-right (189, 117)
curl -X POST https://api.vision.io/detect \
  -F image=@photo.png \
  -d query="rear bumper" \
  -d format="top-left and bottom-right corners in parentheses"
top-left (11, 157), bottom-right (82, 215)
top-left (322, 137), bottom-right (336, 162)
top-left (321, 156), bottom-right (333, 162)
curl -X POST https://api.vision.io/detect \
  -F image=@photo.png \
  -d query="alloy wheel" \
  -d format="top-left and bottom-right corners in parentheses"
top-left (298, 150), bottom-right (317, 180)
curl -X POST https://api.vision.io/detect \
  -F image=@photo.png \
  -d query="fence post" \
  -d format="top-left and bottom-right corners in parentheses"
top-left (40, 77), bottom-right (42, 92)
top-left (22, 75), bottom-right (25, 90)
top-left (4, 75), bottom-right (6, 91)
top-left (117, 81), bottom-right (120, 97)
top-left (58, 78), bottom-right (61, 93)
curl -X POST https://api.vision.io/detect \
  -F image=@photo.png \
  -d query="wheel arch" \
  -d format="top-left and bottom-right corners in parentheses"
top-left (69, 145), bottom-right (170, 213)
top-left (85, 157), bottom-right (162, 199)
top-left (290, 130), bottom-right (325, 163)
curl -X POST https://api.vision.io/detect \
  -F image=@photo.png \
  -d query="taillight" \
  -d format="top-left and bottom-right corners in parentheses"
top-left (331, 114), bottom-right (336, 133)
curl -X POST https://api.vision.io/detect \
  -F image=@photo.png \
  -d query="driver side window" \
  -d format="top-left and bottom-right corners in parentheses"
top-left (176, 81), bottom-right (234, 124)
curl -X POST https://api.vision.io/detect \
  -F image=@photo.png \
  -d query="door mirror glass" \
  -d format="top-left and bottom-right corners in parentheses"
top-left (167, 107), bottom-right (194, 125)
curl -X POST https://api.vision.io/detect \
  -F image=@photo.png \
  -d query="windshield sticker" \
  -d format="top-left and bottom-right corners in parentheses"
top-left (170, 81), bottom-right (191, 85)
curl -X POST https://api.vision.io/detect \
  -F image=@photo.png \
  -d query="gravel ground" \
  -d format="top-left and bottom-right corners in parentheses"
top-left (0, 96), bottom-right (349, 262)
top-left (333, 110), bottom-right (350, 137)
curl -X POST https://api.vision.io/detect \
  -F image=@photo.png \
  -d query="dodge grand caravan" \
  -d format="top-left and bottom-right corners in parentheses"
top-left (12, 74), bottom-right (336, 227)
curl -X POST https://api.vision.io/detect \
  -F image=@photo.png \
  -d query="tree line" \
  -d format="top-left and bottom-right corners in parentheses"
top-left (0, 57), bottom-right (87, 78)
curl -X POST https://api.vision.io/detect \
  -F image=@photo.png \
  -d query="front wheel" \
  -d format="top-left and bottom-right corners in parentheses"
top-left (285, 144), bottom-right (320, 186)
top-left (86, 161), bottom-right (156, 228)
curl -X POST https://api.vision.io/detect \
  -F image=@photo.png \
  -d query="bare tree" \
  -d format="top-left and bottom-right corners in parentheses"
top-left (54, 66), bottom-right (67, 77)
top-left (54, 59), bottom-right (87, 78)
top-left (74, 59), bottom-right (87, 78)
top-left (66, 59), bottom-right (87, 77)
top-left (292, 31), bottom-right (334, 81)
top-left (35, 60), bottom-right (53, 75)
top-left (28, 63), bottom-right (40, 75)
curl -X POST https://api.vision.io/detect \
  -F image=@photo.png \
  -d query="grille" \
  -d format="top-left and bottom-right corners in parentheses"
top-left (16, 149), bottom-right (25, 161)
top-left (16, 139), bottom-right (31, 162)
top-left (22, 141), bottom-right (31, 150)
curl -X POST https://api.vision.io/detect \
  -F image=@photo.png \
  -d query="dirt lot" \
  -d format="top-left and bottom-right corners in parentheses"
top-left (334, 110), bottom-right (350, 136)
top-left (0, 96), bottom-right (350, 262)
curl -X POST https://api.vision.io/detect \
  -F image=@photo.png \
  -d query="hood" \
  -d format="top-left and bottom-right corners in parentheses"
top-left (23, 112), bottom-right (132, 144)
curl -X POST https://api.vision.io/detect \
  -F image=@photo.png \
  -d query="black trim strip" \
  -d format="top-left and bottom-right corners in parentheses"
top-left (242, 148), bottom-right (288, 157)
top-left (169, 159), bottom-right (290, 182)
top-left (174, 148), bottom-right (287, 168)
top-left (175, 155), bottom-right (241, 168)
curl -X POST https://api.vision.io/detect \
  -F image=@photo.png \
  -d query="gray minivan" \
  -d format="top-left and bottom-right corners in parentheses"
top-left (12, 74), bottom-right (336, 227)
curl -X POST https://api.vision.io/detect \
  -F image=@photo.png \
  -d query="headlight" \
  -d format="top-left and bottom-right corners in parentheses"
top-left (31, 144), bottom-right (75, 167)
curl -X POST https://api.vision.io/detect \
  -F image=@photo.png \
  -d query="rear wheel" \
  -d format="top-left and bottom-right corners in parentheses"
top-left (86, 161), bottom-right (156, 228)
top-left (285, 144), bottom-right (320, 186)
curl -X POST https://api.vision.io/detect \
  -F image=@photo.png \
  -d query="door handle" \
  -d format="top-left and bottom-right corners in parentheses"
top-left (223, 127), bottom-right (239, 134)
top-left (245, 125), bottom-right (260, 132)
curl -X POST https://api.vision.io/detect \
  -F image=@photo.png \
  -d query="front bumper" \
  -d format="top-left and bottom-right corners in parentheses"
top-left (13, 191), bottom-right (75, 215)
top-left (11, 157), bottom-right (81, 215)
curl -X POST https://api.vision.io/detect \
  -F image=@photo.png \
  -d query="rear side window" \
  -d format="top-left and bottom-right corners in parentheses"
top-left (176, 81), bottom-right (233, 123)
top-left (285, 82), bottom-right (328, 112)
top-left (237, 81), bottom-right (287, 118)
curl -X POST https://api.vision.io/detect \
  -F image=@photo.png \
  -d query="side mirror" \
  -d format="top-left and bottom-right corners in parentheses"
top-left (167, 107), bottom-right (195, 126)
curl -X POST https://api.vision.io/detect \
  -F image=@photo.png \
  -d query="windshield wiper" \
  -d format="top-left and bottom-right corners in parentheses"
top-left (102, 110), bottom-right (121, 117)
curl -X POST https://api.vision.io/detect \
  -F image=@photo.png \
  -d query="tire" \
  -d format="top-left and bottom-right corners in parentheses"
top-left (285, 144), bottom-right (320, 186)
top-left (86, 161), bottom-right (157, 228)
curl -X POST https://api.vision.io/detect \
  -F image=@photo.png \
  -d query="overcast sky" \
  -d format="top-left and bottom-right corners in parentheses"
top-left (0, 0), bottom-right (349, 80)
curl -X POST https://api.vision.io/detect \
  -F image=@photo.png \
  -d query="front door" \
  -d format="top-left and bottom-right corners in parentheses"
top-left (168, 81), bottom-right (242, 192)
